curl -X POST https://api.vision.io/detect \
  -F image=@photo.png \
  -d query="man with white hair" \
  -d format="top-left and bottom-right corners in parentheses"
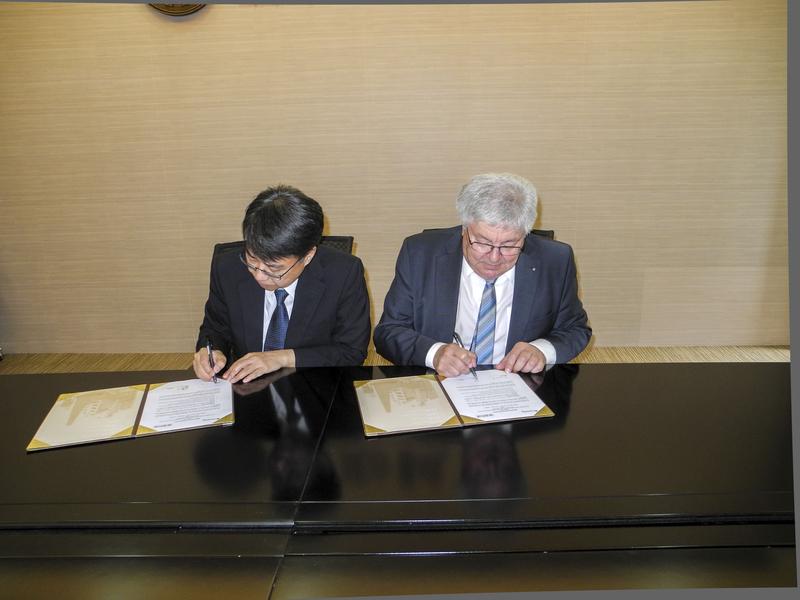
top-left (374, 173), bottom-right (591, 377)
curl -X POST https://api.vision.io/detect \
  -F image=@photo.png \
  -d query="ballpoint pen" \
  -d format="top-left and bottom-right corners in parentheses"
top-left (205, 336), bottom-right (218, 383)
top-left (452, 332), bottom-right (478, 380)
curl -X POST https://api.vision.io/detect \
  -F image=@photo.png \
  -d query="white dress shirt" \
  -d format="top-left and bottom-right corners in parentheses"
top-left (425, 257), bottom-right (557, 369)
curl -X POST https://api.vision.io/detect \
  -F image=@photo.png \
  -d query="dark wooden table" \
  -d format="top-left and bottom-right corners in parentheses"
top-left (0, 364), bottom-right (794, 598)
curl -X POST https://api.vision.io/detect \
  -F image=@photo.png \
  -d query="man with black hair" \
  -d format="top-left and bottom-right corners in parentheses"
top-left (193, 185), bottom-right (371, 383)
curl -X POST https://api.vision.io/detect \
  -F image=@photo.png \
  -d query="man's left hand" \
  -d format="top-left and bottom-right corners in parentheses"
top-left (223, 350), bottom-right (295, 383)
top-left (496, 342), bottom-right (546, 373)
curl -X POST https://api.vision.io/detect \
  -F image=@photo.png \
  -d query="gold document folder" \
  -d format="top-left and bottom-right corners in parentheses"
top-left (354, 371), bottom-right (553, 437)
top-left (27, 379), bottom-right (234, 452)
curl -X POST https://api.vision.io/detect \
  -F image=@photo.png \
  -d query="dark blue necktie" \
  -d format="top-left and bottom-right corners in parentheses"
top-left (263, 288), bottom-right (289, 351)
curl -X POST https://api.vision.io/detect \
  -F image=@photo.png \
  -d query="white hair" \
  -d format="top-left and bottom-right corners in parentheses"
top-left (456, 173), bottom-right (538, 233)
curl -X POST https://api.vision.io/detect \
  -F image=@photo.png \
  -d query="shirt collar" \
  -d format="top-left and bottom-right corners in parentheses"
top-left (271, 277), bottom-right (299, 298)
top-left (460, 256), bottom-right (516, 287)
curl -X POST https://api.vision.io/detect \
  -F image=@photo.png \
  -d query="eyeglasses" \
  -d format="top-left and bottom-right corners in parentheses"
top-left (239, 253), bottom-right (303, 281)
top-left (465, 231), bottom-right (524, 256)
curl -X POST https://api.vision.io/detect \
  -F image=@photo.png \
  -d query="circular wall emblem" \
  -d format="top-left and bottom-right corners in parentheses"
top-left (149, 4), bottom-right (206, 17)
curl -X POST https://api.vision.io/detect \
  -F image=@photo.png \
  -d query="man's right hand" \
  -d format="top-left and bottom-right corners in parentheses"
top-left (193, 348), bottom-right (227, 382)
top-left (433, 343), bottom-right (477, 378)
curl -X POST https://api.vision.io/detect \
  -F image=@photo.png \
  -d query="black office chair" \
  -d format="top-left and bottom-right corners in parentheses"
top-left (318, 235), bottom-right (354, 254)
top-left (422, 227), bottom-right (555, 240)
top-left (213, 240), bottom-right (246, 258)
top-left (213, 236), bottom-right (354, 259)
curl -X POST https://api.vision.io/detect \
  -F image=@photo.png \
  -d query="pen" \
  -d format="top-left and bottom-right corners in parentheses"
top-left (205, 336), bottom-right (218, 383)
top-left (452, 332), bottom-right (478, 380)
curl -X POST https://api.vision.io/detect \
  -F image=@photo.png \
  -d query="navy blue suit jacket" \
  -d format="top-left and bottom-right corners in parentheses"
top-left (197, 243), bottom-right (371, 368)
top-left (373, 226), bottom-right (591, 366)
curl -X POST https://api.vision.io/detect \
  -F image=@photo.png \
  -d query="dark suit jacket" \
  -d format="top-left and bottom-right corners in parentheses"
top-left (196, 244), bottom-right (370, 368)
top-left (373, 226), bottom-right (591, 366)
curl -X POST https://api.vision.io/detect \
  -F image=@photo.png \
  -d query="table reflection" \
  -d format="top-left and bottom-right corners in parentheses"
top-left (459, 364), bottom-right (579, 498)
top-left (194, 368), bottom-right (341, 501)
top-left (317, 365), bottom-right (580, 502)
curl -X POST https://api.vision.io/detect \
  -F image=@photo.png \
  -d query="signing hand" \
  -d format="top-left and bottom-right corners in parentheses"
top-left (496, 342), bottom-right (546, 374)
top-left (433, 343), bottom-right (477, 378)
top-left (223, 350), bottom-right (295, 384)
top-left (193, 348), bottom-right (227, 382)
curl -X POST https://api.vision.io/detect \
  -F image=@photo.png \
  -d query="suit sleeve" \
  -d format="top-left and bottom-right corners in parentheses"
top-left (196, 252), bottom-right (234, 360)
top-left (373, 239), bottom-right (441, 366)
top-left (544, 246), bottom-right (591, 363)
top-left (292, 257), bottom-right (371, 368)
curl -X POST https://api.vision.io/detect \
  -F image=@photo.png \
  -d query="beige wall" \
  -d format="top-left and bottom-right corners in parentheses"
top-left (0, 1), bottom-right (787, 353)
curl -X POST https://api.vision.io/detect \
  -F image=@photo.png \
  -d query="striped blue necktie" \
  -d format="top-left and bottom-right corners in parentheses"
top-left (263, 288), bottom-right (289, 351)
top-left (473, 280), bottom-right (496, 365)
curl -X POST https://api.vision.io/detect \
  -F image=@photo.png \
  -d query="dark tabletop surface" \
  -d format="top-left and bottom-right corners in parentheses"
top-left (0, 362), bottom-right (794, 595)
top-left (297, 363), bottom-right (794, 529)
top-left (0, 367), bottom-right (341, 528)
top-left (1, 363), bottom-right (793, 530)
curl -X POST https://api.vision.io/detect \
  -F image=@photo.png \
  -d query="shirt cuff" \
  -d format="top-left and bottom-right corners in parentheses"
top-left (530, 339), bottom-right (557, 365)
top-left (425, 342), bottom-right (446, 369)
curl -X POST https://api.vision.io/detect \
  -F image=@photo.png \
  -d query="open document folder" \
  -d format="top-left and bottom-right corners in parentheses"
top-left (354, 369), bottom-right (553, 437)
top-left (27, 379), bottom-right (234, 451)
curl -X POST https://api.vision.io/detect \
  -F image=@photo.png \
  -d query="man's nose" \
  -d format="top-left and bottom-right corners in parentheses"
top-left (252, 270), bottom-right (272, 283)
top-left (486, 246), bottom-right (504, 259)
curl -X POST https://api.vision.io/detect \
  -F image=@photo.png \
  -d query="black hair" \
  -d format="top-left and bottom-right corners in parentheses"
top-left (242, 185), bottom-right (324, 262)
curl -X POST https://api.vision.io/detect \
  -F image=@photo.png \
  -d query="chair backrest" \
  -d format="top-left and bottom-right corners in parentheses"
top-left (319, 235), bottom-right (354, 254)
top-left (213, 240), bottom-right (245, 258)
top-left (214, 236), bottom-right (354, 258)
top-left (422, 227), bottom-right (555, 240)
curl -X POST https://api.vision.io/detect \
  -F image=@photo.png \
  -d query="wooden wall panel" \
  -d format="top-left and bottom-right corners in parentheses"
top-left (0, 1), bottom-right (787, 352)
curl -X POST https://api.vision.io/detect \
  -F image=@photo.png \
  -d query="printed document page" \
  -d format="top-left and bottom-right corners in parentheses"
top-left (440, 370), bottom-right (551, 423)
top-left (136, 379), bottom-right (233, 435)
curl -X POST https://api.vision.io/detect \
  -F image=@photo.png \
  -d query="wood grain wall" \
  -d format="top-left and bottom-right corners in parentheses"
top-left (0, 1), bottom-right (787, 353)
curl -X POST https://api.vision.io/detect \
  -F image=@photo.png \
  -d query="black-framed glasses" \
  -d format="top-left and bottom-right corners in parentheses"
top-left (239, 253), bottom-right (303, 281)
top-left (465, 230), bottom-right (524, 256)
